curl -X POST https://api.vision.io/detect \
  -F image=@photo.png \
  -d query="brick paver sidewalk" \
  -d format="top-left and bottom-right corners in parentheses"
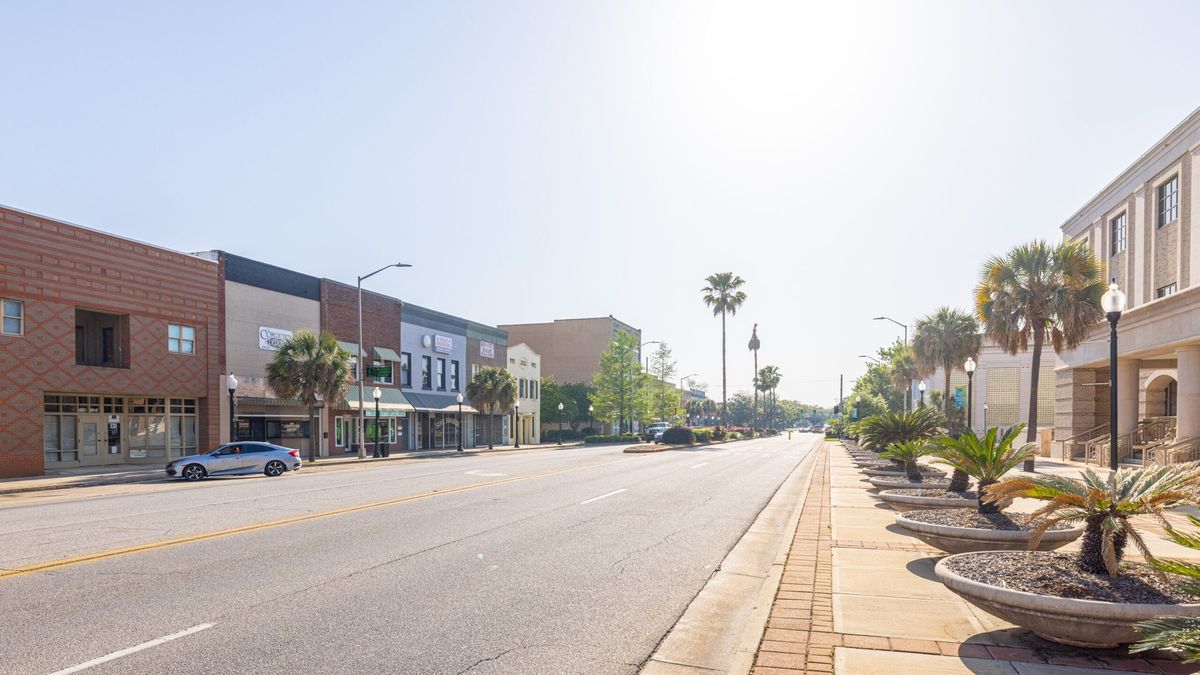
top-left (749, 441), bottom-right (1197, 674)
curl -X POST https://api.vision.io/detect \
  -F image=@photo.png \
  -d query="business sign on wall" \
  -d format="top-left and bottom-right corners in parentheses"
top-left (479, 341), bottom-right (495, 359)
top-left (434, 334), bottom-right (453, 354)
top-left (259, 326), bottom-right (294, 351)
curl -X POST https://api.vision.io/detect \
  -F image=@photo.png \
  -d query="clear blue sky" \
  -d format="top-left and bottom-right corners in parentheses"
top-left (2, 1), bottom-right (1198, 406)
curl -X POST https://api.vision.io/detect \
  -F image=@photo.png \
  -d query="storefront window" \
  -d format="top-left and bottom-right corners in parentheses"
top-left (44, 415), bottom-right (78, 463)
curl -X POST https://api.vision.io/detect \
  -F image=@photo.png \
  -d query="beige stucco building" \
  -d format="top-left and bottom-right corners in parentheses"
top-left (498, 316), bottom-right (641, 385)
top-left (1055, 106), bottom-right (1200, 463)
top-left (506, 342), bottom-right (541, 444)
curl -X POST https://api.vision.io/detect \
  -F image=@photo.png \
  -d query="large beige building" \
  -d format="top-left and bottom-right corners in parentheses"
top-left (1055, 106), bottom-right (1200, 463)
top-left (498, 316), bottom-right (641, 385)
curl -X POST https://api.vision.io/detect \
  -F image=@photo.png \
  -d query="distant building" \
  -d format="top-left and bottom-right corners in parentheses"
top-left (498, 316), bottom-right (641, 386)
top-left (506, 342), bottom-right (541, 444)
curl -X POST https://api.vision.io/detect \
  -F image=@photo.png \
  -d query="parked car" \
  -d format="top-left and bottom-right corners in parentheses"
top-left (166, 442), bottom-right (302, 481)
top-left (644, 422), bottom-right (670, 442)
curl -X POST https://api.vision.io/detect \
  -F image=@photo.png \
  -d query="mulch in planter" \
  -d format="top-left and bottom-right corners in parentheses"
top-left (871, 477), bottom-right (948, 487)
top-left (945, 551), bottom-right (1200, 604)
top-left (904, 509), bottom-right (1073, 531)
top-left (888, 489), bottom-right (978, 500)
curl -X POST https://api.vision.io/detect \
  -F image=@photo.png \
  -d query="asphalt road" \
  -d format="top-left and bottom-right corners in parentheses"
top-left (0, 433), bottom-right (820, 675)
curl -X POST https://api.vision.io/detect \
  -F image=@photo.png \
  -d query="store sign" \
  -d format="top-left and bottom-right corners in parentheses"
top-left (954, 386), bottom-right (966, 409)
top-left (434, 334), bottom-right (453, 354)
top-left (365, 366), bottom-right (392, 378)
top-left (259, 326), bottom-right (293, 351)
top-left (479, 341), bottom-right (495, 359)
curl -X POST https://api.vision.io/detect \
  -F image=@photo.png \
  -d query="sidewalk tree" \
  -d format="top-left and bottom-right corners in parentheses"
top-left (702, 272), bottom-right (747, 426)
top-left (466, 366), bottom-right (517, 449)
top-left (649, 342), bottom-right (678, 423)
top-left (265, 330), bottom-right (352, 462)
top-left (726, 392), bottom-right (755, 426)
top-left (539, 377), bottom-right (578, 432)
top-left (590, 331), bottom-right (650, 433)
top-left (562, 383), bottom-right (595, 430)
top-left (912, 307), bottom-right (982, 423)
top-left (976, 239), bottom-right (1104, 470)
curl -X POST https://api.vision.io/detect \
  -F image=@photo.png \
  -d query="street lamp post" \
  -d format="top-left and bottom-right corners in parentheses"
top-left (1102, 281), bottom-right (1127, 472)
top-left (226, 373), bottom-right (238, 443)
top-left (588, 404), bottom-right (594, 435)
top-left (356, 262), bottom-right (412, 460)
top-left (964, 357), bottom-right (976, 434)
top-left (312, 394), bottom-right (323, 462)
top-left (513, 399), bottom-right (521, 448)
top-left (557, 401), bottom-right (564, 445)
top-left (372, 387), bottom-right (382, 458)
top-left (918, 381), bottom-right (926, 407)
top-left (456, 393), bottom-right (464, 452)
top-left (873, 316), bottom-right (910, 410)
top-left (858, 354), bottom-right (882, 365)
top-left (679, 373), bottom-right (697, 425)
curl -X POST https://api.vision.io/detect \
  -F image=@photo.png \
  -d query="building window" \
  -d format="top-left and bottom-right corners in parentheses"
top-left (44, 414), bottom-right (78, 464)
top-left (422, 356), bottom-right (432, 389)
top-left (168, 324), bottom-right (196, 354)
top-left (1157, 283), bottom-right (1178, 298)
top-left (472, 363), bottom-right (480, 378)
top-left (1110, 212), bottom-right (1126, 255)
top-left (436, 358), bottom-right (446, 390)
top-left (76, 309), bottom-right (128, 368)
top-left (1159, 175), bottom-right (1179, 228)
top-left (450, 360), bottom-right (460, 391)
top-left (400, 352), bottom-right (412, 387)
top-left (373, 360), bottom-right (393, 385)
top-left (519, 379), bottom-right (526, 398)
top-left (2, 299), bottom-right (23, 335)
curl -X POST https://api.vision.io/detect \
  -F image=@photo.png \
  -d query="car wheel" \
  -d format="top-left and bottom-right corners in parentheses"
top-left (264, 460), bottom-right (286, 477)
top-left (182, 464), bottom-right (206, 481)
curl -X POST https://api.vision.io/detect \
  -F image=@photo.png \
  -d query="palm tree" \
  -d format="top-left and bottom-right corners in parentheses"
top-left (266, 330), bottom-right (352, 462)
top-left (748, 324), bottom-right (761, 425)
top-left (702, 273), bottom-right (747, 427)
top-left (466, 367), bottom-right (517, 449)
top-left (886, 343), bottom-right (918, 412)
top-left (976, 240), bottom-right (1105, 470)
top-left (932, 424), bottom-right (1036, 507)
top-left (757, 365), bottom-right (782, 429)
top-left (912, 308), bottom-right (981, 422)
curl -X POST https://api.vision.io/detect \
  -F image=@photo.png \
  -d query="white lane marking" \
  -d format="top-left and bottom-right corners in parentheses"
top-left (580, 488), bottom-right (627, 505)
top-left (691, 462), bottom-right (710, 469)
top-left (50, 623), bottom-right (214, 675)
top-left (465, 470), bottom-right (508, 477)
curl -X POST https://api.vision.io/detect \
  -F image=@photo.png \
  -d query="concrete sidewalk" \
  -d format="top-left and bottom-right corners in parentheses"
top-left (749, 441), bottom-right (1197, 674)
top-left (0, 441), bottom-right (583, 496)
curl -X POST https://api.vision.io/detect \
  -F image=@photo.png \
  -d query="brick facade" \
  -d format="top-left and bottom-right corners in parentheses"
top-left (0, 208), bottom-right (220, 477)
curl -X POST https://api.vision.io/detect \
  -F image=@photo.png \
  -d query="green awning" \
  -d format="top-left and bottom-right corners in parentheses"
top-left (338, 341), bottom-right (361, 357)
top-left (342, 387), bottom-right (414, 413)
top-left (374, 346), bottom-right (402, 362)
top-left (236, 396), bottom-right (304, 408)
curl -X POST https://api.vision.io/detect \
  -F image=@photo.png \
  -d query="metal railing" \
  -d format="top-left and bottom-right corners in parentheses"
top-left (1064, 423), bottom-right (1110, 461)
top-left (1083, 416), bottom-right (1176, 466)
top-left (1146, 437), bottom-right (1200, 467)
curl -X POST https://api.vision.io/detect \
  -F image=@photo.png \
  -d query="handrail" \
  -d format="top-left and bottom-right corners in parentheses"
top-left (1146, 437), bottom-right (1200, 467)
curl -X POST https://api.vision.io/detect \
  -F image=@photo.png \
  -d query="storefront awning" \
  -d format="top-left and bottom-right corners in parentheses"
top-left (236, 396), bottom-right (305, 408)
top-left (406, 392), bottom-right (479, 414)
top-left (342, 387), bottom-right (414, 414)
top-left (374, 346), bottom-right (403, 362)
top-left (338, 340), bottom-right (361, 357)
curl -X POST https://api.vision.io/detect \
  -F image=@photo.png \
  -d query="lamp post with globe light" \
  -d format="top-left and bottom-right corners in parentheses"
top-left (226, 373), bottom-right (238, 443)
top-left (1102, 281), bottom-right (1127, 472)
top-left (513, 399), bottom-right (520, 449)
top-left (965, 357), bottom-right (976, 433)
top-left (918, 380), bottom-right (926, 407)
top-left (456, 393), bottom-right (464, 452)
top-left (372, 387), bottom-right (382, 458)
top-left (557, 401), bottom-right (564, 445)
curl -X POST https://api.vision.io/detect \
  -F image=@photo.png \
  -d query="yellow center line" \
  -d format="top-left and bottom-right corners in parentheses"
top-left (0, 457), bottom-right (636, 581)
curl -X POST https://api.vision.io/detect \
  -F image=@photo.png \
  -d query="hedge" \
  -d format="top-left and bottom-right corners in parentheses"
top-left (660, 426), bottom-right (694, 445)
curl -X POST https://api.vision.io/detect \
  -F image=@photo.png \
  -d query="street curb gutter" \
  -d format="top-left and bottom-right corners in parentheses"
top-left (640, 441), bottom-right (824, 675)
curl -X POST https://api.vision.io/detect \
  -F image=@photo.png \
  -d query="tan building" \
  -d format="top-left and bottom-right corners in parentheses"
top-left (498, 316), bottom-right (641, 385)
top-left (1055, 106), bottom-right (1200, 463)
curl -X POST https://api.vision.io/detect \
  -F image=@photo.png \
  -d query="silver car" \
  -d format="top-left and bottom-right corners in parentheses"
top-left (166, 442), bottom-right (302, 481)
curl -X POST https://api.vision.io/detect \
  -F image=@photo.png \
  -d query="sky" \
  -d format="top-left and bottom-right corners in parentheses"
top-left (2, 1), bottom-right (1199, 407)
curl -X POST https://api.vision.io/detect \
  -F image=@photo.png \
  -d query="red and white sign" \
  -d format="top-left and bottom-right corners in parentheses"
top-left (479, 341), bottom-right (495, 359)
top-left (434, 334), bottom-right (453, 354)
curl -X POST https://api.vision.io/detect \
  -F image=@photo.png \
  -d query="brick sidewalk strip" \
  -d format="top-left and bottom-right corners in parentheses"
top-left (749, 441), bottom-right (1197, 674)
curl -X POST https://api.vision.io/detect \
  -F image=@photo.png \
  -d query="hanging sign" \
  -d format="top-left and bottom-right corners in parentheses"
top-left (479, 341), bottom-right (495, 359)
top-left (259, 326), bottom-right (293, 351)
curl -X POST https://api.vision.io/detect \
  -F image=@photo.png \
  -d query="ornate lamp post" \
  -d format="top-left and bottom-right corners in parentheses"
top-left (1102, 281), bottom-right (1127, 472)
top-left (226, 373), bottom-right (238, 443)
top-left (964, 357), bottom-right (976, 434)
top-left (513, 399), bottom-right (520, 448)
top-left (372, 386), bottom-right (382, 458)
top-left (456, 393), bottom-right (464, 452)
top-left (557, 401), bottom-right (564, 446)
top-left (918, 381), bottom-right (926, 407)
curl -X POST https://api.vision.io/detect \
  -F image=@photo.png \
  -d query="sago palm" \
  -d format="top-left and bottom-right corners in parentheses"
top-left (976, 240), bottom-right (1105, 468)
top-left (466, 367), bottom-right (517, 449)
top-left (881, 441), bottom-right (934, 481)
top-left (702, 272), bottom-right (747, 427)
top-left (854, 407), bottom-right (945, 452)
top-left (933, 424), bottom-right (1035, 508)
top-left (984, 463), bottom-right (1200, 576)
top-left (1132, 515), bottom-right (1200, 662)
top-left (266, 330), bottom-right (352, 462)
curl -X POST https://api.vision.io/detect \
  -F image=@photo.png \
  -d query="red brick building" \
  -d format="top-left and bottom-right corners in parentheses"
top-left (0, 207), bottom-right (221, 478)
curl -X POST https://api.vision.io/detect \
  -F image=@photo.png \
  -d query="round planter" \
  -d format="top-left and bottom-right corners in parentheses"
top-left (862, 467), bottom-right (945, 478)
top-left (877, 490), bottom-right (976, 512)
top-left (868, 476), bottom-right (951, 490)
top-left (894, 512), bottom-right (1082, 554)
top-left (935, 553), bottom-right (1200, 647)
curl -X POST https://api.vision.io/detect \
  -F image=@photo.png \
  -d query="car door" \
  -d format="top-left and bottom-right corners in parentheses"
top-left (207, 444), bottom-right (247, 475)
top-left (239, 443), bottom-right (272, 474)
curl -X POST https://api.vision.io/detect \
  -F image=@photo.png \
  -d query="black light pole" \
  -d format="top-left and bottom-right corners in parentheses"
top-left (964, 357), bottom-right (976, 434)
top-left (874, 316), bottom-right (910, 410)
top-left (513, 399), bottom-right (521, 449)
top-left (226, 373), bottom-right (238, 443)
top-left (557, 401), bottom-right (564, 446)
top-left (456, 393), bottom-right (464, 452)
top-left (1102, 281), bottom-right (1127, 472)
top-left (918, 381), bottom-right (926, 407)
top-left (372, 386), bottom-right (382, 458)
top-left (588, 404), bottom-right (594, 435)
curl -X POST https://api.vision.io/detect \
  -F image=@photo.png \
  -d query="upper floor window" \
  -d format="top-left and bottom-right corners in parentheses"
top-left (436, 358), bottom-right (446, 390)
top-left (76, 309), bottom-right (128, 368)
top-left (400, 352), bottom-right (412, 387)
top-left (472, 363), bottom-right (480, 378)
top-left (1159, 175), bottom-right (1179, 228)
top-left (1110, 212), bottom-right (1126, 255)
top-left (2, 299), bottom-right (23, 336)
top-left (421, 355), bottom-right (432, 389)
top-left (168, 324), bottom-right (195, 354)
top-left (373, 360), bottom-right (393, 385)
top-left (1157, 283), bottom-right (1178, 299)
top-left (450, 360), bottom-right (460, 391)
top-left (519, 379), bottom-right (526, 398)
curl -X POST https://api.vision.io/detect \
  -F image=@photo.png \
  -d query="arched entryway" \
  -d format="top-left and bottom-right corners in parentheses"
top-left (1146, 374), bottom-right (1178, 418)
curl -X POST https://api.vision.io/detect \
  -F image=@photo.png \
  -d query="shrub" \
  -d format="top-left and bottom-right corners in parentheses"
top-left (728, 431), bottom-right (742, 440)
top-left (584, 435), bottom-right (624, 444)
top-left (711, 427), bottom-right (726, 441)
top-left (693, 429), bottom-right (713, 443)
top-left (932, 424), bottom-right (1035, 503)
top-left (660, 426), bottom-right (694, 445)
top-left (1133, 515), bottom-right (1200, 661)
top-left (854, 408), bottom-right (945, 451)
top-left (620, 432), bottom-right (638, 442)
top-left (544, 429), bottom-right (583, 442)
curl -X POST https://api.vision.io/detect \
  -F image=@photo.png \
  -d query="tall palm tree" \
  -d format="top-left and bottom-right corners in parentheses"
top-left (466, 366), bottom-right (517, 449)
top-left (266, 330), bottom-right (352, 462)
top-left (886, 342), bottom-right (918, 412)
top-left (757, 365), bottom-right (782, 429)
top-left (976, 240), bottom-right (1104, 470)
top-left (912, 308), bottom-right (981, 422)
top-left (702, 272), bottom-right (747, 427)
top-left (748, 324), bottom-right (760, 425)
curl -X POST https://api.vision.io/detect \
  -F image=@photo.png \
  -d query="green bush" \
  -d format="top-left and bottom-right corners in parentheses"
top-left (584, 435), bottom-right (624, 444)
top-left (693, 429), bottom-right (713, 443)
top-left (544, 429), bottom-right (583, 442)
top-left (711, 427), bottom-right (726, 441)
top-left (661, 426), bottom-right (694, 445)
top-left (728, 431), bottom-right (742, 440)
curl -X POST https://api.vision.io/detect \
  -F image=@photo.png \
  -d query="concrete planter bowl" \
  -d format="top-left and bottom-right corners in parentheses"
top-left (894, 512), bottom-right (1082, 554)
top-left (867, 476), bottom-right (951, 491)
top-left (935, 553), bottom-right (1200, 648)
top-left (862, 466), bottom-right (945, 478)
top-left (877, 490), bottom-right (976, 512)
